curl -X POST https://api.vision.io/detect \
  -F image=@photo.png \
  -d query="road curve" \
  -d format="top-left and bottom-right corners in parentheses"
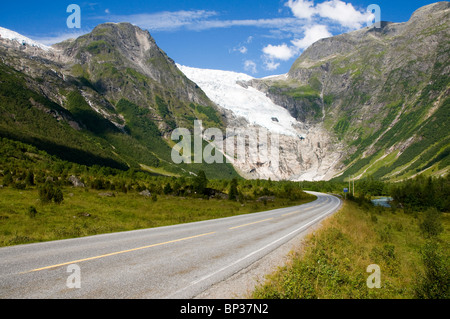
top-left (0, 192), bottom-right (341, 299)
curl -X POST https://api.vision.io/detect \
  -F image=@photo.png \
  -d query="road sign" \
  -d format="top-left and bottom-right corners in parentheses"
top-left (344, 188), bottom-right (349, 193)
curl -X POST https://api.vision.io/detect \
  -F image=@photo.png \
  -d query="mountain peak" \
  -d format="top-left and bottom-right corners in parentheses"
top-left (91, 22), bottom-right (152, 39)
top-left (75, 22), bottom-right (157, 54)
top-left (50, 21), bottom-right (217, 124)
top-left (55, 22), bottom-right (165, 79)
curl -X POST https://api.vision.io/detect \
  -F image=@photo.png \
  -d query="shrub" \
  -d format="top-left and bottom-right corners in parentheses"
top-left (27, 206), bottom-right (37, 218)
top-left (25, 171), bottom-right (35, 186)
top-left (39, 183), bottom-right (53, 203)
top-left (53, 187), bottom-right (64, 204)
top-left (415, 241), bottom-right (449, 299)
top-left (378, 224), bottom-right (393, 242)
top-left (2, 172), bottom-right (13, 186)
top-left (39, 182), bottom-right (64, 204)
top-left (163, 183), bottom-right (173, 195)
top-left (13, 182), bottom-right (26, 190)
top-left (91, 179), bottom-right (105, 190)
top-left (229, 178), bottom-right (238, 201)
top-left (192, 170), bottom-right (208, 195)
top-left (420, 207), bottom-right (444, 239)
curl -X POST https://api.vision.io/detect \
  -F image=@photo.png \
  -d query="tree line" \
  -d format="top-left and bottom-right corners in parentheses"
top-left (0, 137), bottom-right (311, 204)
top-left (1, 137), bottom-right (449, 211)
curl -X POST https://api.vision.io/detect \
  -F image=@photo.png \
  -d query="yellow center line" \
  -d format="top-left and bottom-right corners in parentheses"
top-left (281, 203), bottom-right (324, 217)
top-left (24, 231), bottom-right (216, 274)
top-left (282, 207), bottom-right (312, 217)
top-left (229, 218), bottom-right (274, 230)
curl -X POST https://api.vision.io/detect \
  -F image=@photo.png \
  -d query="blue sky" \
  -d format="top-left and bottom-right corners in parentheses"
top-left (0, 0), bottom-right (441, 77)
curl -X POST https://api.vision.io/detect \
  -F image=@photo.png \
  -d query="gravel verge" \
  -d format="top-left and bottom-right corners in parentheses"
top-left (194, 219), bottom-right (327, 299)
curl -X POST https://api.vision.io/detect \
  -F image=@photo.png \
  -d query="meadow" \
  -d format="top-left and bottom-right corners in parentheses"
top-left (252, 199), bottom-right (449, 299)
top-left (0, 186), bottom-right (316, 247)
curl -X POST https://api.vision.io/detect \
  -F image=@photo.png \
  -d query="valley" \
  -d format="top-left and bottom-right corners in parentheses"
top-left (0, 1), bottom-right (449, 302)
top-left (0, 3), bottom-right (448, 183)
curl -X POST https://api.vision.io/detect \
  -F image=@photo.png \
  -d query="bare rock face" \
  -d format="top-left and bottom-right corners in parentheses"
top-left (209, 119), bottom-right (343, 181)
top-left (139, 189), bottom-right (152, 197)
top-left (68, 175), bottom-right (85, 187)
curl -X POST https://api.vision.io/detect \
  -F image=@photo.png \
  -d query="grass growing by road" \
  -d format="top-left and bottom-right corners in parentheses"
top-left (252, 200), bottom-right (449, 299)
top-left (0, 187), bottom-right (316, 247)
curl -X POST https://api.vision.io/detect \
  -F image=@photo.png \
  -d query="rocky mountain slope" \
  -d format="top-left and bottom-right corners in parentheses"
top-left (0, 23), bottom-right (237, 179)
top-left (250, 2), bottom-right (450, 181)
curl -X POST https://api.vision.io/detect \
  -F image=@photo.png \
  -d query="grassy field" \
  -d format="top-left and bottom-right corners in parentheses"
top-left (0, 187), bottom-right (316, 247)
top-left (252, 200), bottom-right (449, 299)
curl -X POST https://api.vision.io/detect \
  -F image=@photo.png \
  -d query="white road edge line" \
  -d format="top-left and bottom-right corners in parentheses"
top-left (168, 195), bottom-right (342, 298)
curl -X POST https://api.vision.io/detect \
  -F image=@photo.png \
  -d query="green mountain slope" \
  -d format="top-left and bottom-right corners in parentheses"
top-left (0, 23), bottom-right (237, 179)
top-left (252, 2), bottom-right (450, 181)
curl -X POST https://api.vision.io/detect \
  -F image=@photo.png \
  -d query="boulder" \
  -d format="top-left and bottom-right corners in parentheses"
top-left (139, 189), bottom-right (152, 197)
top-left (68, 175), bottom-right (85, 188)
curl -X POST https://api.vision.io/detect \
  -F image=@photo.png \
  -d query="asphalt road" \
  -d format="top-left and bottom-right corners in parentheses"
top-left (0, 191), bottom-right (341, 299)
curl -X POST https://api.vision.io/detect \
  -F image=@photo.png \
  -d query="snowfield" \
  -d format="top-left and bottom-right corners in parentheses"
top-left (177, 65), bottom-right (302, 137)
top-left (0, 26), bottom-right (51, 51)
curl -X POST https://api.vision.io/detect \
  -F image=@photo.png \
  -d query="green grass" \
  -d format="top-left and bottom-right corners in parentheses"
top-left (347, 150), bottom-right (400, 180)
top-left (252, 200), bottom-right (449, 299)
top-left (0, 187), bottom-right (316, 247)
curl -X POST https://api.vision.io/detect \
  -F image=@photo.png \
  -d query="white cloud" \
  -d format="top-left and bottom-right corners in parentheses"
top-left (244, 60), bottom-right (258, 74)
top-left (106, 1), bottom-right (369, 33)
top-left (261, 24), bottom-right (331, 66)
top-left (285, 0), bottom-right (316, 20)
top-left (30, 30), bottom-right (91, 45)
top-left (106, 10), bottom-right (218, 31)
top-left (286, 0), bottom-right (371, 29)
top-left (264, 59), bottom-right (281, 71)
top-left (291, 24), bottom-right (332, 50)
top-left (103, 10), bottom-right (300, 32)
top-left (316, 0), bottom-right (371, 29)
top-left (189, 17), bottom-right (298, 31)
top-left (261, 0), bottom-right (371, 69)
top-left (262, 43), bottom-right (297, 61)
top-left (232, 35), bottom-right (255, 55)
top-left (238, 46), bottom-right (248, 54)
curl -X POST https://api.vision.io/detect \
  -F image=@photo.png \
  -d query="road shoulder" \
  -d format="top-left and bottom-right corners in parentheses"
top-left (194, 215), bottom-right (330, 299)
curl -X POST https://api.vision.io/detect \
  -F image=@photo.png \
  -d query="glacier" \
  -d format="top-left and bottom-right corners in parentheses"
top-left (0, 26), bottom-right (51, 51)
top-left (177, 64), bottom-right (343, 181)
top-left (177, 64), bottom-right (304, 138)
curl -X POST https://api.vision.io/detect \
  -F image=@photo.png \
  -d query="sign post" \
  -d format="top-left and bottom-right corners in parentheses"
top-left (344, 188), bottom-right (349, 200)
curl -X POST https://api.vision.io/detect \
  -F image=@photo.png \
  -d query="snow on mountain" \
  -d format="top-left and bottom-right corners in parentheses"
top-left (0, 26), bottom-right (51, 51)
top-left (177, 64), bottom-right (302, 137)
